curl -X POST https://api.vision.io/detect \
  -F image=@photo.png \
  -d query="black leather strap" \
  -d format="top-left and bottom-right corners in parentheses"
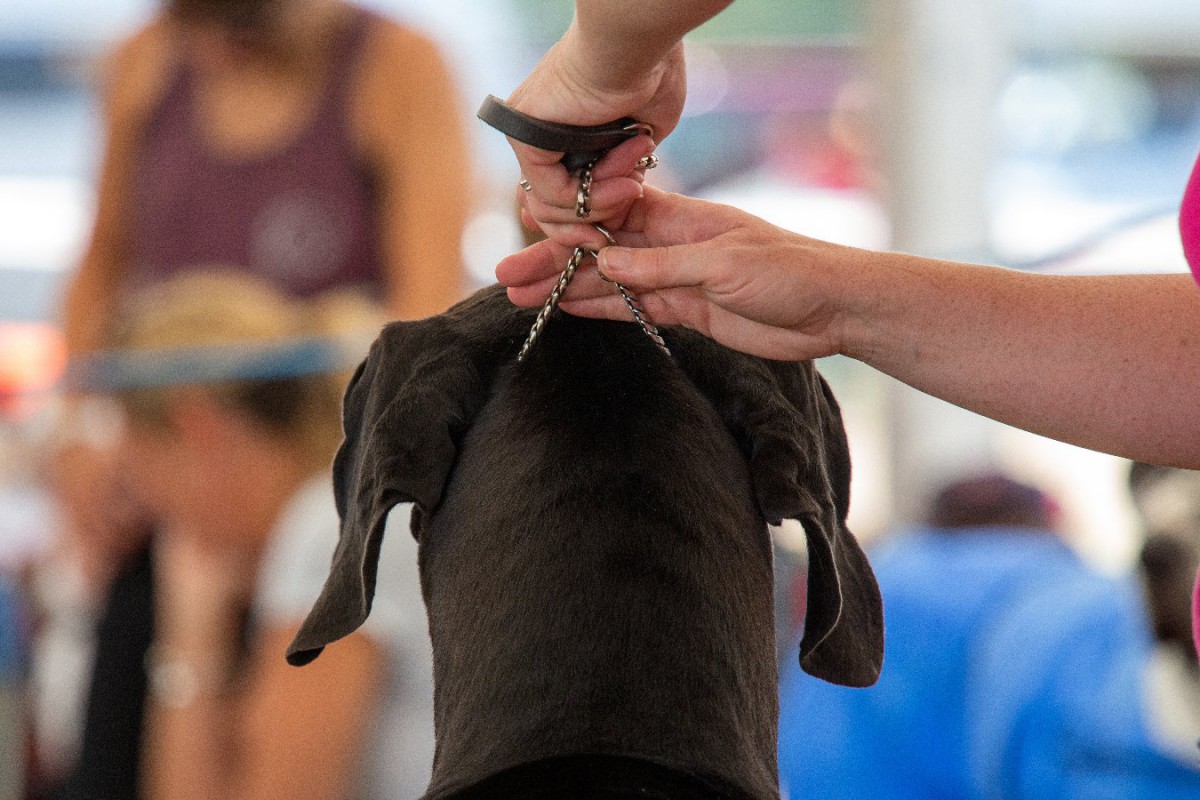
top-left (477, 94), bottom-right (643, 173)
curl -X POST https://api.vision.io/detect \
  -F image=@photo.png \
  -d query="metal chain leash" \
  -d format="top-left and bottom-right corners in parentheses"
top-left (516, 246), bottom-right (587, 361)
top-left (516, 155), bottom-right (670, 362)
top-left (591, 221), bottom-right (670, 355)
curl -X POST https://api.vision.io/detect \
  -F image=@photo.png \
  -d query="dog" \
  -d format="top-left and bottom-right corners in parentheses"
top-left (287, 285), bottom-right (883, 799)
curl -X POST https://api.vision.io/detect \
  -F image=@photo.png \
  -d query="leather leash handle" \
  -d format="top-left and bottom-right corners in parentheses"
top-left (477, 94), bottom-right (645, 173)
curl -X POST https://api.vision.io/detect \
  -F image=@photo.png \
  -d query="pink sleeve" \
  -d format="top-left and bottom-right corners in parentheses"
top-left (1193, 568), bottom-right (1200, 664)
top-left (1182, 152), bottom-right (1200, 663)
top-left (1181, 149), bottom-right (1200, 279)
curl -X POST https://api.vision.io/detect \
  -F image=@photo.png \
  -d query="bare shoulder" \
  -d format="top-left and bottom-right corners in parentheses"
top-left (353, 14), bottom-right (456, 103)
top-left (349, 14), bottom-right (460, 153)
top-left (363, 15), bottom-right (449, 69)
top-left (101, 16), bottom-right (175, 126)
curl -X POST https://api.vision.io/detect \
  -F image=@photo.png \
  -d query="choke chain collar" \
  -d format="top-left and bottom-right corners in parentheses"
top-left (476, 95), bottom-right (670, 362)
top-left (516, 170), bottom-right (670, 362)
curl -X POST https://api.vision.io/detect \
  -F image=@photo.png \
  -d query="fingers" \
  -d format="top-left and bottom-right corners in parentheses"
top-left (596, 241), bottom-right (709, 294)
top-left (561, 291), bottom-right (835, 362)
top-left (558, 293), bottom-right (648, 323)
top-left (496, 239), bottom-right (611, 307)
top-left (501, 188), bottom-right (733, 313)
top-left (498, 233), bottom-right (669, 313)
top-left (503, 263), bottom-right (614, 309)
top-left (521, 175), bottom-right (643, 226)
top-left (592, 135), bottom-right (658, 181)
top-left (620, 186), bottom-right (746, 246)
top-left (512, 134), bottom-right (657, 229)
top-left (495, 239), bottom-right (567, 291)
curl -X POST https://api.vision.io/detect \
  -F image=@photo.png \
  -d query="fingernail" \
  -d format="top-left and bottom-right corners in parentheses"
top-left (599, 247), bottom-right (631, 275)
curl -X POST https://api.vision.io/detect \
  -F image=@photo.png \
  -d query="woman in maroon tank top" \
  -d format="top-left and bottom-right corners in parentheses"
top-left (56, 1), bottom-right (469, 798)
top-left (63, 0), bottom-right (469, 356)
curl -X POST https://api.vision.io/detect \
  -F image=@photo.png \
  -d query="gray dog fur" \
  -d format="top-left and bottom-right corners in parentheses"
top-left (288, 286), bottom-right (883, 799)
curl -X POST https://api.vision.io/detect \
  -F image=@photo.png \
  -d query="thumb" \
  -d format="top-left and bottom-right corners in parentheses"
top-left (597, 242), bottom-right (709, 292)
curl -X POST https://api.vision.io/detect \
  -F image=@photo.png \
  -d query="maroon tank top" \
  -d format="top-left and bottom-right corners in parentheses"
top-left (128, 7), bottom-right (385, 299)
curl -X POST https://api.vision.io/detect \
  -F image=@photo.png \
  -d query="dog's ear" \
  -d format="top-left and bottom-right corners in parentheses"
top-left (287, 287), bottom-right (528, 666)
top-left (771, 362), bottom-right (883, 688)
top-left (672, 334), bottom-right (883, 687)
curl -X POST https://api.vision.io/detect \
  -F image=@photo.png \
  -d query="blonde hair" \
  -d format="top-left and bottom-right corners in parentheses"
top-left (110, 269), bottom-right (375, 470)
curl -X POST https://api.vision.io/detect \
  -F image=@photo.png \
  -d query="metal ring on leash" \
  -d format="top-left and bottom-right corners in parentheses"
top-left (635, 153), bottom-right (659, 170)
top-left (574, 162), bottom-right (595, 218)
top-left (517, 159), bottom-right (670, 362)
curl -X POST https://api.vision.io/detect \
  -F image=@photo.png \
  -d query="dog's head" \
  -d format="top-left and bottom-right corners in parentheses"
top-left (286, 286), bottom-right (882, 688)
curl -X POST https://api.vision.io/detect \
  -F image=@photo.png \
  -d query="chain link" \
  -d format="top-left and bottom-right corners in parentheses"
top-left (516, 247), bottom-right (586, 362)
top-left (516, 161), bottom-right (670, 362)
top-left (575, 162), bottom-right (594, 219)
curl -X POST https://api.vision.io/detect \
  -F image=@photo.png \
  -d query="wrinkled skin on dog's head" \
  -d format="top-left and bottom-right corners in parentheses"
top-left (287, 285), bottom-right (883, 796)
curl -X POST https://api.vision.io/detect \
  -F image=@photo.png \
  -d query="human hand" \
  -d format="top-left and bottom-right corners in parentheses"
top-left (505, 25), bottom-right (686, 250)
top-left (497, 187), bottom-right (863, 362)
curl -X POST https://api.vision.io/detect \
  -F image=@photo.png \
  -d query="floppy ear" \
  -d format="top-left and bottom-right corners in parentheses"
top-left (672, 333), bottom-right (883, 687)
top-left (768, 361), bottom-right (883, 687)
top-left (287, 287), bottom-right (529, 666)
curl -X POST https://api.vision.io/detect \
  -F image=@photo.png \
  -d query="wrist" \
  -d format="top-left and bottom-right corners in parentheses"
top-left (560, 19), bottom-right (667, 96)
top-left (825, 244), bottom-right (892, 362)
top-left (144, 642), bottom-right (234, 709)
top-left (571, 0), bottom-right (730, 78)
top-left (558, 23), bottom-right (620, 95)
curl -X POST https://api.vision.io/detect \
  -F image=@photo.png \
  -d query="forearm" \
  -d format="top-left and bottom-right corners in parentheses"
top-left (360, 26), bottom-right (467, 319)
top-left (386, 202), bottom-right (467, 320)
top-left (388, 51), bottom-right (469, 319)
top-left (144, 536), bottom-right (255, 800)
top-left (568, 0), bottom-right (733, 89)
top-left (61, 254), bottom-right (120, 354)
top-left (144, 693), bottom-right (238, 800)
top-left (506, 189), bottom-right (1200, 467)
top-left (841, 256), bottom-right (1200, 467)
top-left (143, 624), bottom-right (242, 800)
top-left (145, 625), bottom-right (380, 800)
top-left (64, 32), bottom-right (143, 356)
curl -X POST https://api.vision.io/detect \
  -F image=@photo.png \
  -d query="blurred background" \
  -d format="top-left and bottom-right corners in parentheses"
top-left (1, 0), bottom-right (1199, 796)
top-left (5, 0), bottom-right (1197, 565)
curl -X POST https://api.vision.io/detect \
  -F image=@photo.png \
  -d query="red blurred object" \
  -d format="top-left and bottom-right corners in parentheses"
top-left (0, 322), bottom-right (66, 419)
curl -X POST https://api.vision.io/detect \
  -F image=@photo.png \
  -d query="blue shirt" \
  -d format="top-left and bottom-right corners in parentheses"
top-left (0, 576), bottom-right (22, 683)
top-left (778, 527), bottom-right (1200, 799)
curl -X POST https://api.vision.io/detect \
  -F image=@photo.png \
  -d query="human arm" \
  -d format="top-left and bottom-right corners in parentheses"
top-left (844, 265), bottom-right (1200, 470)
top-left (497, 188), bottom-right (1200, 468)
top-left (61, 23), bottom-right (169, 354)
top-left (504, 0), bottom-right (734, 249)
top-left (354, 23), bottom-right (468, 320)
top-left (510, 0), bottom-right (732, 130)
top-left (143, 535), bottom-right (383, 800)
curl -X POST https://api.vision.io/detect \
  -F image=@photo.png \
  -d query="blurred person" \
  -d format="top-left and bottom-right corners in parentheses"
top-left (24, 398), bottom-right (155, 800)
top-left (1128, 462), bottom-right (1200, 660)
top-left (109, 270), bottom-right (432, 800)
top-left (959, 468), bottom-right (1200, 799)
top-left (776, 472), bottom-right (1200, 799)
top-left (1, 575), bottom-right (22, 800)
top-left (1126, 462), bottom-right (1200, 763)
top-left (62, 0), bottom-right (470, 359)
top-left (489, 1), bottom-right (1200, 664)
